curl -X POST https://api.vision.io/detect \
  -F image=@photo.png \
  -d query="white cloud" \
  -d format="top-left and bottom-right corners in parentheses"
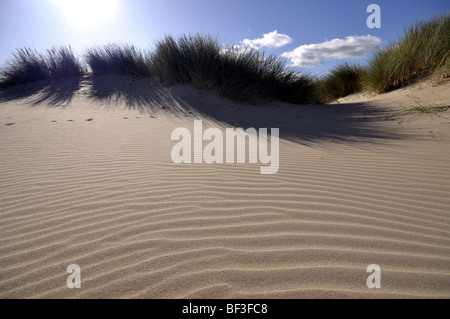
top-left (242, 30), bottom-right (293, 49)
top-left (281, 35), bottom-right (382, 67)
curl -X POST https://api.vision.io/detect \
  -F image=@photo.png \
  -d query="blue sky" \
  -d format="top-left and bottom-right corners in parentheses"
top-left (0, 0), bottom-right (448, 76)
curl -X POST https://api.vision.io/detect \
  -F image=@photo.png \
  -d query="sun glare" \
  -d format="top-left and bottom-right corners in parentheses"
top-left (55, 0), bottom-right (118, 29)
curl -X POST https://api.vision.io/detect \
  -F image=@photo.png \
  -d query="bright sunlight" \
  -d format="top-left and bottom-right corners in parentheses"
top-left (55, 0), bottom-right (118, 29)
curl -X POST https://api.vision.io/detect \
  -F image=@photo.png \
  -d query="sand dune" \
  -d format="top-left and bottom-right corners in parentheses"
top-left (1, 76), bottom-right (449, 298)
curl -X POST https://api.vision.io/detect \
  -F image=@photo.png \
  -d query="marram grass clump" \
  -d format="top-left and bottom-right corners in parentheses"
top-left (0, 46), bottom-right (82, 87)
top-left (149, 34), bottom-right (220, 89)
top-left (84, 44), bottom-right (151, 76)
top-left (149, 34), bottom-right (316, 103)
top-left (218, 46), bottom-right (316, 103)
top-left (46, 46), bottom-right (84, 79)
top-left (317, 63), bottom-right (367, 103)
top-left (363, 14), bottom-right (449, 93)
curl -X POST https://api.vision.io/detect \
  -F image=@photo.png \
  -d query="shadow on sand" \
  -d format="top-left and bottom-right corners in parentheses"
top-left (0, 76), bottom-right (84, 107)
top-left (85, 74), bottom-right (192, 117)
top-left (0, 75), bottom-right (402, 146)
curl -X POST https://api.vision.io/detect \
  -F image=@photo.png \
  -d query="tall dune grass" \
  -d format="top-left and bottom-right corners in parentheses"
top-left (218, 47), bottom-right (269, 100)
top-left (149, 34), bottom-right (220, 88)
top-left (46, 46), bottom-right (83, 79)
top-left (150, 34), bottom-right (316, 103)
top-left (218, 46), bottom-right (316, 103)
top-left (0, 46), bottom-right (82, 87)
top-left (218, 47), bottom-right (316, 103)
top-left (317, 63), bottom-right (366, 102)
top-left (364, 14), bottom-right (449, 93)
top-left (84, 44), bottom-right (151, 76)
top-left (0, 48), bottom-right (49, 87)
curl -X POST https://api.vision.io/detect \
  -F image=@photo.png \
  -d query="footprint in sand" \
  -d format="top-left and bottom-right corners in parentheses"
top-left (67, 120), bottom-right (73, 122)
top-left (124, 117), bottom-right (128, 119)
top-left (86, 118), bottom-right (93, 121)
top-left (149, 115), bottom-right (156, 118)
top-left (135, 117), bottom-right (140, 119)
top-left (5, 122), bottom-right (15, 126)
top-left (51, 120), bottom-right (57, 123)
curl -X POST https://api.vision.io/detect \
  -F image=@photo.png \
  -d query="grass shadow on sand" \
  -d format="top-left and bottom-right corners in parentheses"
top-left (0, 80), bottom-right (48, 102)
top-left (182, 94), bottom-right (402, 146)
top-left (0, 75), bottom-right (403, 146)
top-left (0, 76), bottom-right (83, 107)
top-left (84, 74), bottom-right (193, 117)
top-left (31, 76), bottom-right (84, 107)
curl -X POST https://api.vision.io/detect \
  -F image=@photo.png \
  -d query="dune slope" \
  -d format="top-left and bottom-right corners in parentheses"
top-left (1, 76), bottom-right (449, 298)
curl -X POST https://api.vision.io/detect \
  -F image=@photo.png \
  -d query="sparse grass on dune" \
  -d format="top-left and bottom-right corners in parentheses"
top-left (317, 63), bottom-right (367, 103)
top-left (84, 44), bottom-right (151, 76)
top-left (405, 104), bottom-right (450, 115)
top-left (0, 46), bottom-right (82, 88)
top-left (363, 14), bottom-right (450, 93)
top-left (394, 96), bottom-right (449, 118)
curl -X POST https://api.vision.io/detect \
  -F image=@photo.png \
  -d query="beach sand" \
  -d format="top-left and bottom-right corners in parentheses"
top-left (1, 76), bottom-right (449, 298)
